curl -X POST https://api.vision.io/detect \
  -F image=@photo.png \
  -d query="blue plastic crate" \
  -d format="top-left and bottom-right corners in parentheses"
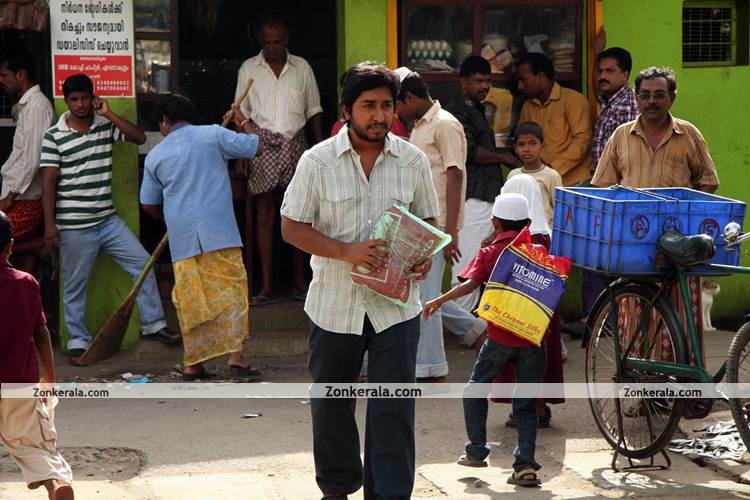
top-left (551, 187), bottom-right (679, 273)
top-left (645, 188), bottom-right (746, 267)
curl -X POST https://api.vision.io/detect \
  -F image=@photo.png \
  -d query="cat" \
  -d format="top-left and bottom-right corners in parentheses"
top-left (702, 278), bottom-right (720, 332)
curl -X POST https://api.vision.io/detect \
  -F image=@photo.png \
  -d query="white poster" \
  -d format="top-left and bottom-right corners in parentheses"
top-left (49, 0), bottom-right (135, 98)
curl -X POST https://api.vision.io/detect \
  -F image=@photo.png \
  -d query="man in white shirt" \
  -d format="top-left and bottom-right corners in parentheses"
top-left (234, 17), bottom-right (323, 305)
top-left (0, 47), bottom-right (54, 274)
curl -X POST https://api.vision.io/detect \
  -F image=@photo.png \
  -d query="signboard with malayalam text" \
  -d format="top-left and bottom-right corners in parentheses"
top-left (50, 0), bottom-right (135, 98)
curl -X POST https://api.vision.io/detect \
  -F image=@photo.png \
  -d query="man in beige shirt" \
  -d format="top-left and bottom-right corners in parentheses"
top-left (396, 71), bottom-right (486, 379)
top-left (517, 53), bottom-right (592, 186)
top-left (592, 66), bottom-right (718, 192)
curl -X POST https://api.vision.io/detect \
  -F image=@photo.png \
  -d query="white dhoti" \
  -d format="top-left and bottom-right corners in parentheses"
top-left (451, 198), bottom-right (493, 311)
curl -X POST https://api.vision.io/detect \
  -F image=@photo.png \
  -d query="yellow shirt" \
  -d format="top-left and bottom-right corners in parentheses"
top-left (409, 101), bottom-right (468, 230)
top-left (519, 83), bottom-right (592, 186)
top-left (592, 115), bottom-right (719, 189)
top-left (507, 164), bottom-right (562, 227)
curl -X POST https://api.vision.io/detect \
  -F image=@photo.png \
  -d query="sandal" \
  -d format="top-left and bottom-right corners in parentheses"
top-left (250, 294), bottom-right (279, 306)
top-left (505, 406), bottom-right (551, 428)
top-left (140, 327), bottom-right (181, 345)
top-left (507, 469), bottom-right (541, 487)
top-left (228, 364), bottom-right (262, 381)
top-left (456, 453), bottom-right (488, 468)
top-left (291, 290), bottom-right (308, 301)
top-left (182, 366), bottom-right (216, 382)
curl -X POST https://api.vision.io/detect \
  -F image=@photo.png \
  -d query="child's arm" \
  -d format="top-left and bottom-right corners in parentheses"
top-left (423, 279), bottom-right (480, 319)
top-left (33, 324), bottom-right (55, 384)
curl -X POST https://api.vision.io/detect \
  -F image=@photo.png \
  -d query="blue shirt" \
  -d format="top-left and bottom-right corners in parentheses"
top-left (141, 124), bottom-right (259, 261)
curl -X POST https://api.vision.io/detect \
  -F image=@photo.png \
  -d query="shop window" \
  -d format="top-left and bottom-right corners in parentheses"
top-left (683, 1), bottom-right (749, 66)
top-left (135, 0), bottom-right (179, 131)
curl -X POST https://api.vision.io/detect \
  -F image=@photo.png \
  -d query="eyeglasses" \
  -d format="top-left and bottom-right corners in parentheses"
top-left (636, 91), bottom-right (670, 101)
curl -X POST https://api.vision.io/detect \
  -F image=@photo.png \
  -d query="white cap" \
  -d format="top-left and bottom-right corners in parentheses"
top-left (501, 174), bottom-right (551, 236)
top-left (394, 66), bottom-right (413, 83)
top-left (492, 193), bottom-right (530, 221)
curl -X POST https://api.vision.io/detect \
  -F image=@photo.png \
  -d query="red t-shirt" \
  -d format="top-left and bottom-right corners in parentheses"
top-left (0, 260), bottom-right (45, 383)
top-left (458, 230), bottom-right (535, 348)
top-left (330, 118), bottom-right (410, 139)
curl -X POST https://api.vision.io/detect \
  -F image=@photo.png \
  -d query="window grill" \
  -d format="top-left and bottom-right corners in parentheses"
top-left (683, 2), bottom-right (736, 66)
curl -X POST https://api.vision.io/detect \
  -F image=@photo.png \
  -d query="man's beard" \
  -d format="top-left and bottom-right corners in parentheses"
top-left (350, 120), bottom-right (390, 143)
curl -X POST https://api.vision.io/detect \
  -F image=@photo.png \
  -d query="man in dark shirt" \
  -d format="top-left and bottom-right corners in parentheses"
top-left (0, 211), bottom-right (74, 500)
top-left (448, 56), bottom-right (516, 310)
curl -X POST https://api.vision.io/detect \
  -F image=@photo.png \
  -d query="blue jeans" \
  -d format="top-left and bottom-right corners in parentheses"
top-left (60, 215), bottom-right (166, 350)
top-left (463, 337), bottom-right (545, 472)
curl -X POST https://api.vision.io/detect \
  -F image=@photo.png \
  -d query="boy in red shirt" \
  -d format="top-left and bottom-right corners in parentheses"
top-left (423, 193), bottom-right (545, 487)
top-left (0, 211), bottom-right (74, 499)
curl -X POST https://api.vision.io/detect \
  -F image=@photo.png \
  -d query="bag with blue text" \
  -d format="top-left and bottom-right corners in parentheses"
top-left (477, 227), bottom-right (572, 346)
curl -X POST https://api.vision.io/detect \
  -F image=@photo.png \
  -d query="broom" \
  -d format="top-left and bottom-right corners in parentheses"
top-left (75, 233), bottom-right (170, 366)
top-left (221, 78), bottom-right (254, 127)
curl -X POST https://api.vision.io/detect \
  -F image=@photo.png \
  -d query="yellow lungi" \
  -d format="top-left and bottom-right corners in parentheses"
top-left (0, 396), bottom-right (72, 486)
top-left (172, 247), bottom-right (249, 366)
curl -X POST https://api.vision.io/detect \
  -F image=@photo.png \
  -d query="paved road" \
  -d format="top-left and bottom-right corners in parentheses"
top-left (2, 331), bottom-right (748, 499)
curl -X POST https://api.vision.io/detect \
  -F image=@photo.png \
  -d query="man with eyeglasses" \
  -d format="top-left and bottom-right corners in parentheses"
top-left (592, 66), bottom-right (718, 192)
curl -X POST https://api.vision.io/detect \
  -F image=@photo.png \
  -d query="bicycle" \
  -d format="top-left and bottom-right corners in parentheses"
top-left (584, 221), bottom-right (750, 470)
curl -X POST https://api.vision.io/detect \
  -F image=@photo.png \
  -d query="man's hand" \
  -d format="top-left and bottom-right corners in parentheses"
top-left (0, 196), bottom-right (13, 212)
top-left (44, 224), bottom-right (60, 247)
top-left (39, 375), bottom-right (54, 404)
top-left (443, 231), bottom-right (461, 265)
top-left (93, 97), bottom-right (110, 116)
top-left (341, 240), bottom-right (389, 271)
top-left (408, 257), bottom-right (432, 281)
top-left (422, 298), bottom-right (442, 320)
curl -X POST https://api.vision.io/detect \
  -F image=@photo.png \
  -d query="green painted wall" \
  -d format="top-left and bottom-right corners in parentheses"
top-left (54, 99), bottom-right (142, 350)
top-left (336, 0), bottom-right (388, 77)
top-left (603, 0), bottom-right (750, 321)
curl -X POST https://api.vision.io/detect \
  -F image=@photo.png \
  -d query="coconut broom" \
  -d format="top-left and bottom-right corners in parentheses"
top-left (75, 233), bottom-right (169, 366)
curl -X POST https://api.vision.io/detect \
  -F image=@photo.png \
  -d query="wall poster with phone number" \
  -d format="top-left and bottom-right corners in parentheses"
top-left (49, 0), bottom-right (135, 98)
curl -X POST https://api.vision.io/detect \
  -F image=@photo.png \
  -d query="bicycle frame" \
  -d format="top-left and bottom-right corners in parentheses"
top-left (620, 262), bottom-right (750, 384)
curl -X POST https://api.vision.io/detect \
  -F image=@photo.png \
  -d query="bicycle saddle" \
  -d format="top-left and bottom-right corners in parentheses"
top-left (657, 231), bottom-right (716, 266)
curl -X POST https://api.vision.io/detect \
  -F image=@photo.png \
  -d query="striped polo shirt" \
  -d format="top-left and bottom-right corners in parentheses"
top-left (40, 112), bottom-right (122, 230)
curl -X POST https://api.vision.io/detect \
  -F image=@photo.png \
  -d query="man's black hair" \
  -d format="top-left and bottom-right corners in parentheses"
top-left (397, 72), bottom-right (430, 101)
top-left (0, 211), bottom-right (12, 251)
top-left (339, 62), bottom-right (398, 112)
top-left (634, 66), bottom-right (677, 94)
top-left (516, 52), bottom-right (555, 81)
top-left (515, 121), bottom-right (544, 143)
top-left (597, 47), bottom-right (632, 73)
top-left (258, 14), bottom-right (288, 36)
top-left (459, 55), bottom-right (491, 78)
top-left (154, 94), bottom-right (195, 124)
top-left (495, 218), bottom-right (530, 231)
top-left (62, 73), bottom-right (94, 98)
top-left (0, 47), bottom-right (37, 83)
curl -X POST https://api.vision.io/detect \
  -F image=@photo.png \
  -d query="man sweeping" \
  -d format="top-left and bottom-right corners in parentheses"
top-left (140, 96), bottom-right (262, 381)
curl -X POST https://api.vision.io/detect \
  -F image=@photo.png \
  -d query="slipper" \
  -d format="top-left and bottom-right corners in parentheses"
top-left (140, 327), bottom-right (181, 345)
top-left (250, 294), bottom-right (279, 306)
top-left (291, 290), bottom-right (308, 301)
top-left (228, 364), bottom-right (262, 381)
top-left (507, 469), bottom-right (541, 486)
top-left (457, 454), bottom-right (488, 467)
top-left (182, 366), bottom-right (216, 382)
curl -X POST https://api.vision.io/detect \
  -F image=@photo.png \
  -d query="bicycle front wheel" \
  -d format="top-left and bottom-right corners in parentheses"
top-left (586, 281), bottom-right (688, 459)
top-left (727, 321), bottom-right (750, 451)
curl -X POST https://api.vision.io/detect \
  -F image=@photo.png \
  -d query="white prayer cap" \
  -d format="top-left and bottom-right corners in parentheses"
top-left (394, 66), bottom-right (413, 83)
top-left (492, 193), bottom-right (529, 221)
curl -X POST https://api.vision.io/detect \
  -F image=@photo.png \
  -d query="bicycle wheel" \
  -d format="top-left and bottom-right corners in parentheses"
top-left (586, 281), bottom-right (688, 459)
top-left (727, 321), bottom-right (750, 451)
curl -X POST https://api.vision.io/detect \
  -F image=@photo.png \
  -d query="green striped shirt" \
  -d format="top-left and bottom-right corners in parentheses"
top-left (40, 113), bottom-right (122, 229)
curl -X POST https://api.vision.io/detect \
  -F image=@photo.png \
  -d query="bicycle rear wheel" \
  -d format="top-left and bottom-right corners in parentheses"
top-left (586, 281), bottom-right (688, 459)
top-left (727, 321), bottom-right (750, 451)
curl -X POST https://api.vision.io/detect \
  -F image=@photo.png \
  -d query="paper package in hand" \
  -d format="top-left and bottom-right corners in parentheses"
top-left (351, 205), bottom-right (451, 307)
